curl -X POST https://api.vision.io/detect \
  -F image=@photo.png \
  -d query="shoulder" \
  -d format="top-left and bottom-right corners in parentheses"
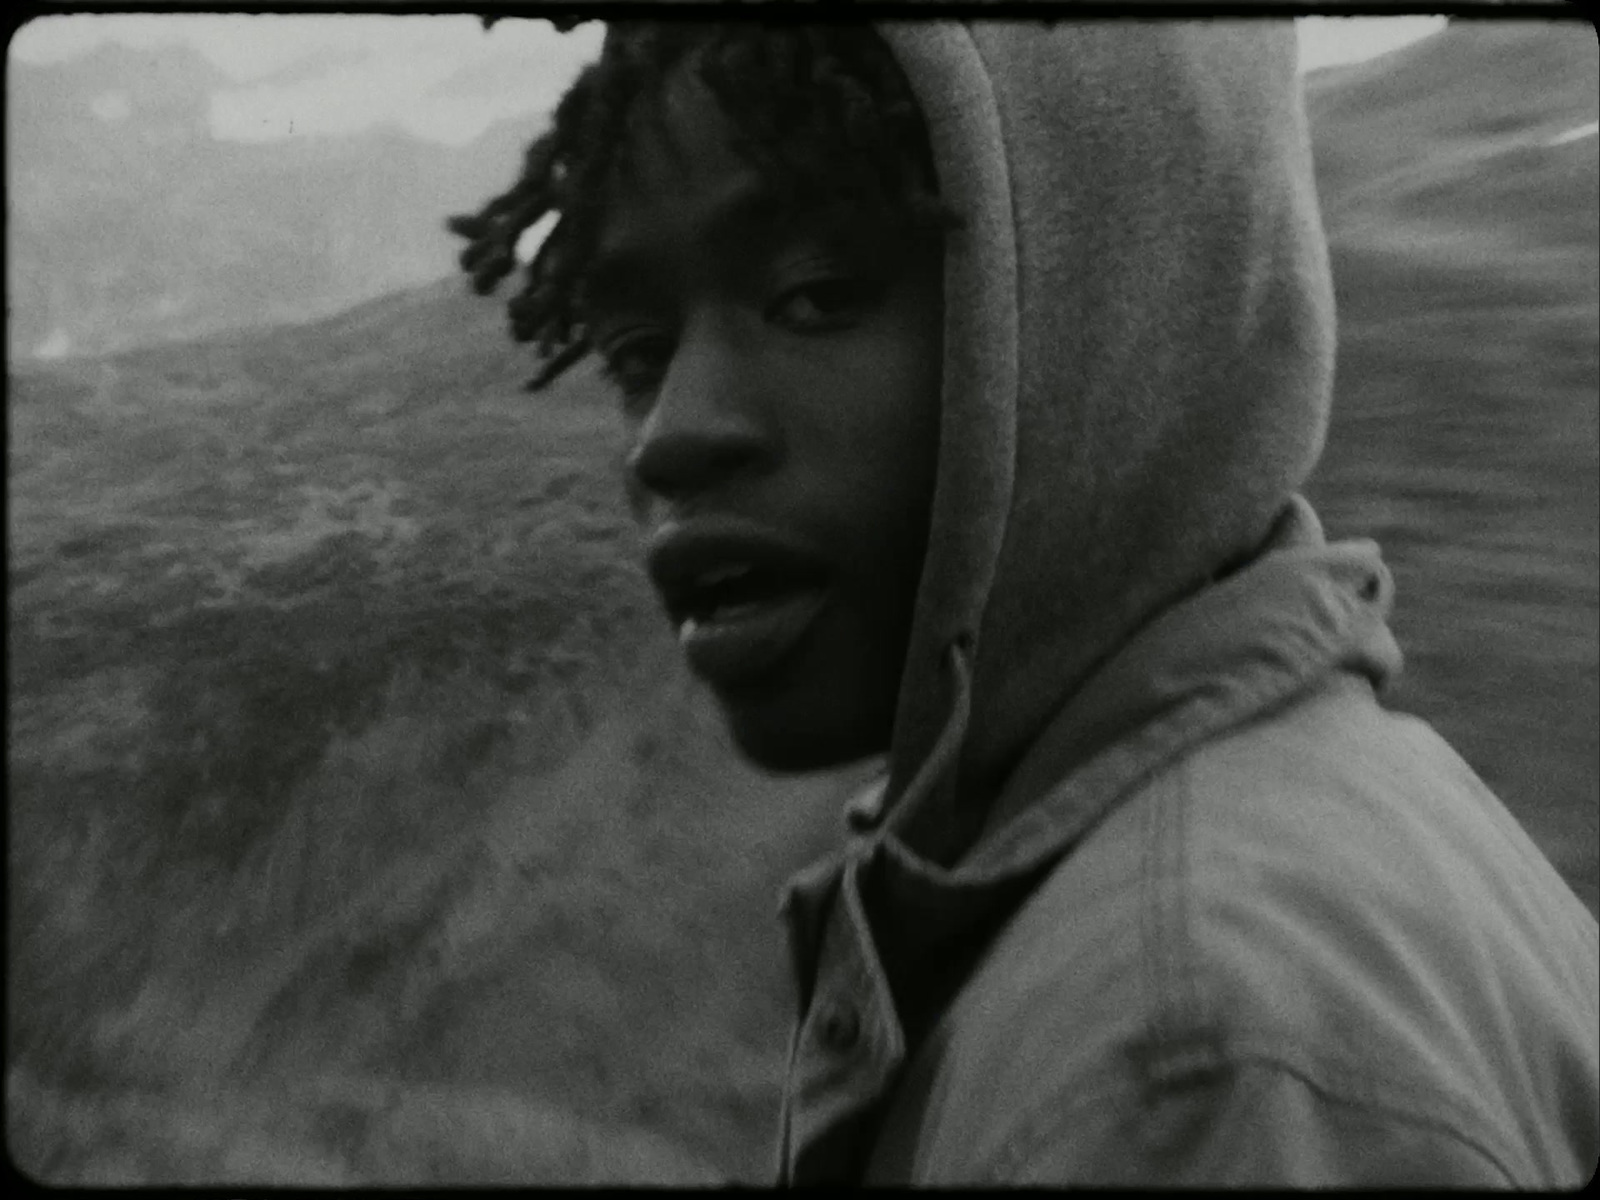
top-left (877, 676), bottom-right (1598, 1185)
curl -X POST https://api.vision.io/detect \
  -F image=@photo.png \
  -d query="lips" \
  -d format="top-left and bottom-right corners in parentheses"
top-left (647, 518), bottom-right (833, 689)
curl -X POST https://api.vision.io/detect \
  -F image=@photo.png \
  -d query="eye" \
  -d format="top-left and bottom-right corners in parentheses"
top-left (768, 277), bottom-right (882, 332)
top-left (598, 331), bottom-right (674, 407)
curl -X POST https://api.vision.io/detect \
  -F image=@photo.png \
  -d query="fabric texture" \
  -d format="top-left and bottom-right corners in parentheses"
top-left (771, 11), bottom-right (1599, 1188)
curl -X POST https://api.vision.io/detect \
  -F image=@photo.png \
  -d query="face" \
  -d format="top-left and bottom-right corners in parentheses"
top-left (580, 60), bottom-right (944, 772)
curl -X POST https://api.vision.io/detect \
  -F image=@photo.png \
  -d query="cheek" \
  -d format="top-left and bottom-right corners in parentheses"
top-left (625, 476), bottom-right (652, 525)
top-left (880, 271), bottom-right (944, 486)
top-left (816, 300), bottom-right (942, 477)
top-left (815, 339), bottom-right (942, 609)
top-left (874, 316), bottom-right (944, 517)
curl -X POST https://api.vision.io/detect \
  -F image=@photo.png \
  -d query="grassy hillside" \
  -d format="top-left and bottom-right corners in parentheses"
top-left (7, 19), bottom-right (1598, 1186)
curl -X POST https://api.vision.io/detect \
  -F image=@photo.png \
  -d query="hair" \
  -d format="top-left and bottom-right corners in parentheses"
top-left (447, 20), bottom-right (954, 391)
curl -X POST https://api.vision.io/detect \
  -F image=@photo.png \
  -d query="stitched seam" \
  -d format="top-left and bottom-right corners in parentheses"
top-left (1138, 759), bottom-right (1160, 1071)
top-left (1168, 759), bottom-right (1207, 1056)
top-left (1224, 1034), bottom-right (1531, 1180)
top-left (973, 1043), bottom-right (1525, 1185)
top-left (1140, 715), bottom-right (1240, 1079)
top-left (1177, 704), bottom-right (1553, 1164)
top-left (1147, 760), bottom-right (1187, 1053)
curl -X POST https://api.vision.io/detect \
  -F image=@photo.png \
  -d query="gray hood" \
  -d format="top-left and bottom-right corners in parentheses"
top-left (872, 17), bottom-right (1337, 864)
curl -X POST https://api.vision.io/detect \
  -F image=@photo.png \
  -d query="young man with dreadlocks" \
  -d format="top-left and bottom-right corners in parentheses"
top-left (453, 15), bottom-right (1599, 1187)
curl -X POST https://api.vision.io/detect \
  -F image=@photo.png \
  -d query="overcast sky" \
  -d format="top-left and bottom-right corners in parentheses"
top-left (10, 14), bottom-right (1448, 145)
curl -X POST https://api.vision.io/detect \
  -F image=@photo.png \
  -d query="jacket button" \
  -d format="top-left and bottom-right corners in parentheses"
top-left (819, 1003), bottom-right (861, 1053)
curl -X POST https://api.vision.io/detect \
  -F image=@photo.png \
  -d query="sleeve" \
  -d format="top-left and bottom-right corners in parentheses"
top-left (975, 1055), bottom-right (1523, 1187)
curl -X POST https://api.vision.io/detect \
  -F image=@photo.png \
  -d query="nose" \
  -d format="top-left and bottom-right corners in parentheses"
top-left (625, 333), bottom-right (777, 504)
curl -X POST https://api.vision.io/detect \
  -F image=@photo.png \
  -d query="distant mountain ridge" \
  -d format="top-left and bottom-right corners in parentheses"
top-left (6, 40), bottom-right (538, 362)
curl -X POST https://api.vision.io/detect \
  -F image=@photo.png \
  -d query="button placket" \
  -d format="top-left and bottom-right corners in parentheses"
top-left (782, 858), bottom-right (909, 1183)
top-left (819, 1001), bottom-right (862, 1054)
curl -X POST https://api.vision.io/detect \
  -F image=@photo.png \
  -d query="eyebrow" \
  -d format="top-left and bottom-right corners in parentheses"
top-left (580, 178), bottom-right (818, 319)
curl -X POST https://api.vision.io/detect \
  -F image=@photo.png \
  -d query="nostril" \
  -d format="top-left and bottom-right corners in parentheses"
top-left (629, 431), bottom-right (771, 502)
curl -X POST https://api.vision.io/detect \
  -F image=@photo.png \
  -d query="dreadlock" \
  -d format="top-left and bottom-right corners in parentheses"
top-left (447, 21), bottom-right (953, 392)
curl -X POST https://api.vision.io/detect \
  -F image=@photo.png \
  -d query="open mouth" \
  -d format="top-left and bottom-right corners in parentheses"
top-left (675, 561), bottom-right (818, 622)
top-left (649, 523), bottom-right (834, 688)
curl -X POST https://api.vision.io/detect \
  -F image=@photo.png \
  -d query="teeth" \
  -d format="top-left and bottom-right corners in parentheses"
top-left (678, 599), bottom-right (768, 640)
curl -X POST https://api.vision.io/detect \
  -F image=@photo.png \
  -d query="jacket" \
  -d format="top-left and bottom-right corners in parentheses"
top-left (772, 15), bottom-right (1600, 1186)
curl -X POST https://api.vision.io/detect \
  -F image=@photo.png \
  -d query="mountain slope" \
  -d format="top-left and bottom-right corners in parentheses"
top-left (1304, 18), bottom-right (1598, 907)
top-left (1308, 20), bottom-right (1598, 246)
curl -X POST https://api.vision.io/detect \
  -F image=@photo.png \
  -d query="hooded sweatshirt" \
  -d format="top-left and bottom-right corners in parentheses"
top-left (772, 16), bottom-right (1600, 1186)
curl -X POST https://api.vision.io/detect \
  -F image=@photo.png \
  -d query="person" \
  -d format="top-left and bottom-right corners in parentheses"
top-left (450, 16), bottom-right (1599, 1186)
